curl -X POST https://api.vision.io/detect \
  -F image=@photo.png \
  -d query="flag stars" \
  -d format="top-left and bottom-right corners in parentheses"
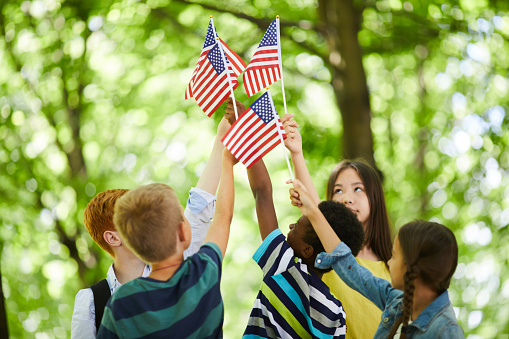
top-left (252, 93), bottom-right (275, 124)
top-left (208, 44), bottom-right (225, 74)
top-left (204, 21), bottom-right (217, 48)
top-left (259, 20), bottom-right (278, 47)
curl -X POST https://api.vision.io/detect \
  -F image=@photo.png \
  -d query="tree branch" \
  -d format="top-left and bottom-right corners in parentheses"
top-left (164, 0), bottom-right (326, 58)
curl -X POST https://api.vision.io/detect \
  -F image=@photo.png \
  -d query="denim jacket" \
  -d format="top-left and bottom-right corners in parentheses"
top-left (315, 242), bottom-right (465, 338)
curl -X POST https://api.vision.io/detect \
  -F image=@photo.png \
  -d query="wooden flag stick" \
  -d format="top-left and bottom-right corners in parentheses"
top-left (275, 16), bottom-right (288, 118)
top-left (267, 88), bottom-right (294, 181)
top-left (210, 18), bottom-right (239, 120)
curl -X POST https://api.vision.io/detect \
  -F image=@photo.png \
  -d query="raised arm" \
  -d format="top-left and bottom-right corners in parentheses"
top-left (196, 117), bottom-right (230, 195)
top-left (293, 179), bottom-right (402, 311)
top-left (291, 179), bottom-right (340, 252)
top-left (225, 99), bottom-right (278, 240)
top-left (281, 114), bottom-right (320, 205)
top-left (204, 149), bottom-right (236, 257)
top-left (247, 160), bottom-right (278, 240)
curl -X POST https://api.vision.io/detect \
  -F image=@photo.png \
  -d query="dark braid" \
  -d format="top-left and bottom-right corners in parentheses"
top-left (400, 264), bottom-right (419, 338)
top-left (387, 220), bottom-right (458, 339)
top-left (388, 264), bottom-right (419, 339)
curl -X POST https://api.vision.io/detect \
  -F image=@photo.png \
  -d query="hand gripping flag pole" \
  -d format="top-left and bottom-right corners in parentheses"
top-left (210, 17), bottom-right (239, 121)
top-left (267, 88), bottom-right (294, 181)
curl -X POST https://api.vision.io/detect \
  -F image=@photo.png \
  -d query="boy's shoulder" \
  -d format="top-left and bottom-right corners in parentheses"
top-left (100, 244), bottom-right (226, 338)
top-left (111, 243), bottom-right (223, 300)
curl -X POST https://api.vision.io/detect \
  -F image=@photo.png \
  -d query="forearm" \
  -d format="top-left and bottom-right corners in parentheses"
top-left (316, 243), bottom-right (395, 311)
top-left (305, 205), bottom-right (341, 253)
top-left (247, 160), bottom-right (278, 240)
top-left (290, 151), bottom-right (320, 204)
top-left (196, 135), bottom-right (224, 195)
top-left (204, 155), bottom-right (234, 257)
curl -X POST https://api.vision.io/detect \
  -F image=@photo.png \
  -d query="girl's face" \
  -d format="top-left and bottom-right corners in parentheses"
top-left (331, 168), bottom-right (370, 228)
top-left (388, 236), bottom-right (406, 290)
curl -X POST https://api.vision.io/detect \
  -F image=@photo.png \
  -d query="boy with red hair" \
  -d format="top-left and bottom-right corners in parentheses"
top-left (71, 118), bottom-right (230, 338)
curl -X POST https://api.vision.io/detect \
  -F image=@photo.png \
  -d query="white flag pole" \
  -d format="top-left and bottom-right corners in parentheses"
top-left (267, 89), bottom-right (294, 181)
top-left (210, 16), bottom-right (239, 120)
top-left (276, 16), bottom-right (288, 118)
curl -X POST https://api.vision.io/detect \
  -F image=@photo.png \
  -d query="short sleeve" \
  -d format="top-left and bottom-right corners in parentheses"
top-left (252, 229), bottom-right (295, 278)
top-left (184, 187), bottom-right (216, 259)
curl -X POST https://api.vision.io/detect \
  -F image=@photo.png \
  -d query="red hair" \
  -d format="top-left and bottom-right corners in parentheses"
top-left (83, 189), bottom-right (129, 257)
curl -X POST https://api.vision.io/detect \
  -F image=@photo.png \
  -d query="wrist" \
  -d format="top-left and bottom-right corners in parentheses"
top-left (302, 204), bottom-right (321, 219)
top-left (290, 149), bottom-right (303, 158)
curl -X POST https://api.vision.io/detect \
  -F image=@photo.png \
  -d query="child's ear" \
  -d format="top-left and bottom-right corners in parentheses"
top-left (178, 220), bottom-right (191, 243)
top-left (104, 230), bottom-right (122, 247)
top-left (301, 244), bottom-right (314, 259)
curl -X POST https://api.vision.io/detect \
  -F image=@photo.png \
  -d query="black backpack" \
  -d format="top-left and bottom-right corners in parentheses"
top-left (90, 279), bottom-right (111, 332)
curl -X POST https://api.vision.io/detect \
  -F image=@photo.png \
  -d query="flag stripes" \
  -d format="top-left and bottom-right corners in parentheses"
top-left (185, 20), bottom-right (217, 100)
top-left (220, 38), bottom-right (247, 76)
top-left (192, 43), bottom-right (239, 117)
top-left (185, 20), bottom-right (246, 118)
top-left (222, 92), bottom-right (285, 168)
top-left (243, 19), bottom-right (281, 97)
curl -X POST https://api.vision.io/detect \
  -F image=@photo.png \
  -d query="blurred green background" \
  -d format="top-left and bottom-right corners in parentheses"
top-left (0, 0), bottom-right (508, 338)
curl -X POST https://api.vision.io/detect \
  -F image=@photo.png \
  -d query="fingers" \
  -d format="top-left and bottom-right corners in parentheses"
top-left (282, 119), bottom-right (298, 129)
top-left (225, 98), bottom-right (245, 125)
top-left (281, 113), bottom-right (295, 124)
top-left (224, 99), bottom-right (237, 125)
top-left (292, 179), bottom-right (308, 195)
top-left (224, 111), bottom-right (236, 125)
top-left (289, 188), bottom-right (302, 207)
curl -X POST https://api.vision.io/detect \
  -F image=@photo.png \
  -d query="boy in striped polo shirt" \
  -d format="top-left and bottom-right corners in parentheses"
top-left (243, 160), bottom-right (364, 339)
top-left (97, 149), bottom-right (237, 339)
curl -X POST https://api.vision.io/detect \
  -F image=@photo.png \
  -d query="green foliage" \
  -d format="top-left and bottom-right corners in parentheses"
top-left (0, 0), bottom-right (508, 337)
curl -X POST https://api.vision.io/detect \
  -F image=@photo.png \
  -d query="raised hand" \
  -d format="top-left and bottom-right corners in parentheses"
top-left (225, 97), bottom-right (245, 125)
top-left (291, 179), bottom-right (318, 216)
top-left (281, 113), bottom-right (302, 154)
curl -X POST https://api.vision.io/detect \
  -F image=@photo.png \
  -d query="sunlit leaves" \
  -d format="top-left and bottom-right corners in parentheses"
top-left (1, 0), bottom-right (509, 337)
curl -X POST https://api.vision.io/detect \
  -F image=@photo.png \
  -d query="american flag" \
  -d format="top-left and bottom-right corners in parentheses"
top-left (185, 20), bottom-right (217, 100)
top-left (192, 43), bottom-right (239, 117)
top-left (243, 19), bottom-right (281, 97)
top-left (219, 37), bottom-right (247, 78)
top-left (221, 91), bottom-right (286, 168)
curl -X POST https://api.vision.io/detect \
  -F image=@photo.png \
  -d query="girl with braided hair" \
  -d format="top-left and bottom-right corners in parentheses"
top-left (291, 179), bottom-right (465, 338)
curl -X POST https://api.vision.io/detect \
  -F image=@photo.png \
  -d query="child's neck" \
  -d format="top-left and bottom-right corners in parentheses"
top-left (304, 256), bottom-right (323, 279)
top-left (309, 266), bottom-right (323, 279)
top-left (148, 253), bottom-right (184, 281)
top-left (113, 251), bottom-right (146, 284)
top-left (356, 246), bottom-right (380, 261)
top-left (411, 279), bottom-right (439, 321)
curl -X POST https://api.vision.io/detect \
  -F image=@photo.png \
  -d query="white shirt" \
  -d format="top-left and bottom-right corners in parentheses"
top-left (70, 264), bottom-right (151, 339)
top-left (71, 187), bottom-right (216, 338)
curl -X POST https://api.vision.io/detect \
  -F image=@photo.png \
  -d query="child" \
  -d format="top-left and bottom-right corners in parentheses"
top-left (242, 159), bottom-right (365, 338)
top-left (71, 118), bottom-right (231, 338)
top-left (71, 189), bottom-right (151, 338)
top-left (282, 112), bottom-right (393, 338)
top-left (97, 149), bottom-right (236, 338)
top-left (292, 179), bottom-right (465, 338)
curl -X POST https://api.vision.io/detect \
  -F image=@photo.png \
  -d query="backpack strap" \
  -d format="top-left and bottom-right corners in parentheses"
top-left (90, 279), bottom-right (111, 332)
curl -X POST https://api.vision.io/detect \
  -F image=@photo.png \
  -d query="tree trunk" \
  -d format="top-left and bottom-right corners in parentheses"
top-left (0, 265), bottom-right (8, 338)
top-left (318, 0), bottom-right (376, 169)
